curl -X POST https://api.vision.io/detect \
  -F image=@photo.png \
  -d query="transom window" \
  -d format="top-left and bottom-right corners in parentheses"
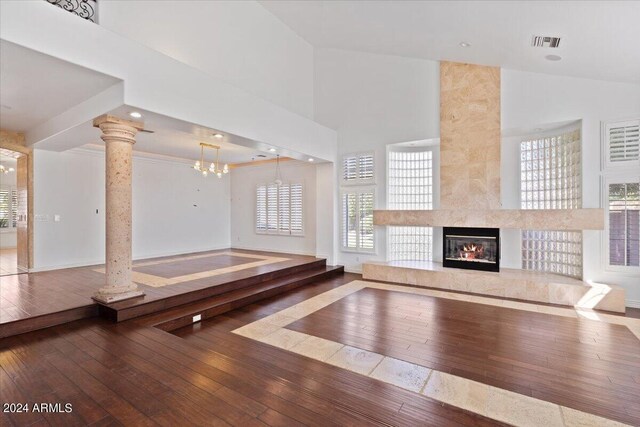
top-left (342, 153), bottom-right (374, 184)
top-left (520, 129), bottom-right (583, 278)
top-left (387, 150), bottom-right (433, 261)
top-left (256, 183), bottom-right (303, 235)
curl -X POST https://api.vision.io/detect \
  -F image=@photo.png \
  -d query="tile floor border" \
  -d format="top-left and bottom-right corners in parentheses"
top-left (232, 280), bottom-right (636, 427)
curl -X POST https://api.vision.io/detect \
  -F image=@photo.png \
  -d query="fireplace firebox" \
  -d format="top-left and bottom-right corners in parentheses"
top-left (443, 227), bottom-right (500, 272)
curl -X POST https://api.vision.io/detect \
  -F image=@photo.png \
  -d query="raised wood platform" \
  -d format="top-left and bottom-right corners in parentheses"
top-left (0, 249), bottom-right (342, 338)
top-left (363, 260), bottom-right (625, 313)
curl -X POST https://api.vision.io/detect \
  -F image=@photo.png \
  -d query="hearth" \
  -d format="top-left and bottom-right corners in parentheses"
top-left (443, 227), bottom-right (500, 272)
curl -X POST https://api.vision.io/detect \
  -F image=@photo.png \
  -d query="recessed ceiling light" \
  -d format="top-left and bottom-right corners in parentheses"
top-left (213, 133), bottom-right (223, 139)
top-left (129, 111), bottom-right (142, 118)
top-left (459, 42), bottom-right (471, 48)
top-left (269, 148), bottom-right (276, 152)
top-left (545, 54), bottom-right (562, 61)
top-left (308, 158), bottom-right (314, 162)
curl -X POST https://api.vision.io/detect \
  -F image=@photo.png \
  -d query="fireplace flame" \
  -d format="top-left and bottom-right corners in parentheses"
top-left (463, 243), bottom-right (477, 252)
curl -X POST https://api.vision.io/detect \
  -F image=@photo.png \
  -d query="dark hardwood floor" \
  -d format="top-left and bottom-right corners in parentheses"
top-left (0, 249), bottom-right (327, 337)
top-left (281, 287), bottom-right (640, 425)
top-left (1, 273), bottom-right (504, 427)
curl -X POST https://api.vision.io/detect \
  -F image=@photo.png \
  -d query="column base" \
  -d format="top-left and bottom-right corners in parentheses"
top-left (92, 289), bottom-right (145, 305)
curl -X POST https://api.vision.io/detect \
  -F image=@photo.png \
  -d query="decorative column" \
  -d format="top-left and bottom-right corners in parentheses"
top-left (92, 115), bottom-right (145, 304)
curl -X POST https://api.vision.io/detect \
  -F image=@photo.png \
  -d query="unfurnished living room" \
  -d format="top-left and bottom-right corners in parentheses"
top-left (0, 1), bottom-right (639, 426)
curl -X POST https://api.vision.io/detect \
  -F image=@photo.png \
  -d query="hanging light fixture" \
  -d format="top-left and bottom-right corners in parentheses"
top-left (0, 165), bottom-right (15, 175)
top-left (193, 143), bottom-right (228, 178)
top-left (273, 154), bottom-right (283, 186)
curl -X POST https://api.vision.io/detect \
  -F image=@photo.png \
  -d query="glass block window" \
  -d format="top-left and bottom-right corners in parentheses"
top-left (521, 230), bottom-right (583, 277)
top-left (388, 150), bottom-right (433, 261)
top-left (520, 129), bottom-right (583, 278)
top-left (608, 182), bottom-right (640, 267)
top-left (520, 129), bottom-right (581, 209)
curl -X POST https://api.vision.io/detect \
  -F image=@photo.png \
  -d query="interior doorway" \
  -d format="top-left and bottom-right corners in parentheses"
top-left (0, 148), bottom-right (28, 275)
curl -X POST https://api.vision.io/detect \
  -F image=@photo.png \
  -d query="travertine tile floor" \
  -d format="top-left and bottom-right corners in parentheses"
top-left (233, 280), bottom-right (637, 427)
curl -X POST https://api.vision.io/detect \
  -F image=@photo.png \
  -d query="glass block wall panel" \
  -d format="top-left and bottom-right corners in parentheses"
top-left (521, 230), bottom-right (583, 278)
top-left (520, 129), bottom-right (583, 278)
top-left (388, 150), bottom-right (433, 261)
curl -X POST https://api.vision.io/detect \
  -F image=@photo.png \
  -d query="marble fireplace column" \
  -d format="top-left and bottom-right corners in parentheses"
top-left (92, 115), bottom-right (145, 304)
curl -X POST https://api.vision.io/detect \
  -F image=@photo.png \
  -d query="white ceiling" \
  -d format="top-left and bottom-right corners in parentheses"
top-left (260, 0), bottom-right (640, 84)
top-left (37, 106), bottom-right (310, 165)
top-left (0, 40), bottom-right (121, 132)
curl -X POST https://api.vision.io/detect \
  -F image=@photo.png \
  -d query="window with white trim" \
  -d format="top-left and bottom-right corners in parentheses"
top-left (520, 129), bottom-right (583, 278)
top-left (388, 150), bottom-right (433, 261)
top-left (604, 119), bottom-right (639, 167)
top-left (607, 180), bottom-right (639, 268)
top-left (342, 153), bottom-right (374, 184)
top-left (341, 189), bottom-right (374, 252)
top-left (602, 118), bottom-right (640, 271)
top-left (0, 186), bottom-right (17, 229)
top-left (256, 183), bottom-right (303, 235)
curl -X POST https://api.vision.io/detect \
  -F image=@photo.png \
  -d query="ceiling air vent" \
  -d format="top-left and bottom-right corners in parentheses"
top-left (531, 36), bottom-right (561, 48)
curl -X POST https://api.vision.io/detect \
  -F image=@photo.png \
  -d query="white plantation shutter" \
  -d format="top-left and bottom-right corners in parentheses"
top-left (606, 120), bottom-right (640, 165)
top-left (358, 155), bottom-right (374, 180)
top-left (343, 156), bottom-right (358, 181)
top-left (341, 190), bottom-right (374, 252)
top-left (278, 184), bottom-right (290, 233)
top-left (342, 153), bottom-right (374, 184)
top-left (359, 192), bottom-right (374, 250)
top-left (256, 183), bottom-right (304, 235)
top-left (0, 188), bottom-right (9, 229)
top-left (11, 189), bottom-right (17, 228)
top-left (290, 184), bottom-right (303, 235)
top-left (267, 184), bottom-right (278, 232)
top-left (256, 185), bottom-right (267, 232)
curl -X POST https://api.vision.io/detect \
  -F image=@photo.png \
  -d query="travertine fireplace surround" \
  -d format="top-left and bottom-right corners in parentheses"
top-left (365, 62), bottom-right (622, 312)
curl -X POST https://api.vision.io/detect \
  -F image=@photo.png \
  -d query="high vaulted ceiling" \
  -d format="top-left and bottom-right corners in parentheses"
top-left (260, 0), bottom-right (640, 84)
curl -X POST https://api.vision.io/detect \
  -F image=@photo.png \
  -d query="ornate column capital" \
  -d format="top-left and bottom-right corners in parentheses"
top-left (93, 114), bottom-right (144, 145)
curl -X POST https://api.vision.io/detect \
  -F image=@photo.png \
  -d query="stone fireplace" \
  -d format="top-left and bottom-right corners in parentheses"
top-left (443, 227), bottom-right (500, 272)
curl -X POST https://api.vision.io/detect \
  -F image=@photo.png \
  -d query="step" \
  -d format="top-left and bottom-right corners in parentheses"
top-left (101, 258), bottom-right (328, 322)
top-left (139, 265), bottom-right (344, 332)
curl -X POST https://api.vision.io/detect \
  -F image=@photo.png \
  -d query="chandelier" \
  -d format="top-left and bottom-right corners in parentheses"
top-left (0, 165), bottom-right (15, 175)
top-left (193, 143), bottom-right (228, 178)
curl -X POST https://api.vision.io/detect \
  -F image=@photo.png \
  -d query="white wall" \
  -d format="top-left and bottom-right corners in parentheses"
top-left (502, 70), bottom-right (640, 304)
top-left (33, 148), bottom-right (230, 270)
top-left (1, 1), bottom-right (336, 162)
top-left (99, 0), bottom-right (314, 119)
top-left (314, 48), bottom-right (440, 271)
top-left (314, 48), bottom-right (640, 306)
top-left (230, 161), bottom-right (317, 256)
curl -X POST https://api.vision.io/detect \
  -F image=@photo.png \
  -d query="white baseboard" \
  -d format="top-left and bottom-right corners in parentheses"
top-left (344, 266), bottom-right (363, 274)
top-left (626, 299), bottom-right (640, 309)
top-left (231, 245), bottom-right (317, 257)
top-left (30, 245), bottom-right (230, 273)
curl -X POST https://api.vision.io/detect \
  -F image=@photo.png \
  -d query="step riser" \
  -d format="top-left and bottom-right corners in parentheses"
top-left (106, 259), bottom-right (328, 322)
top-left (155, 268), bottom-right (343, 332)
